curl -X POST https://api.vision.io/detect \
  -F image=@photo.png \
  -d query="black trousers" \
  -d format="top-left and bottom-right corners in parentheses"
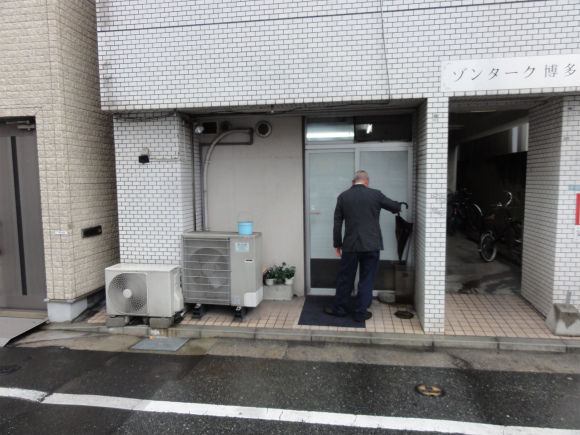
top-left (331, 251), bottom-right (380, 321)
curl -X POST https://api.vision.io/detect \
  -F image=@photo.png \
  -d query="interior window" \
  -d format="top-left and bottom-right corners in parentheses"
top-left (305, 117), bottom-right (354, 142)
top-left (306, 115), bottom-right (412, 143)
top-left (354, 115), bottom-right (412, 142)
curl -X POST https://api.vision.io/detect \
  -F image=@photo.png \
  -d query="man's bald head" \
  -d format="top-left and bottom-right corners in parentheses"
top-left (352, 170), bottom-right (369, 186)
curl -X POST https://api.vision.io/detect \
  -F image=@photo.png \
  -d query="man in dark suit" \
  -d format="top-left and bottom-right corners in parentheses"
top-left (324, 170), bottom-right (401, 322)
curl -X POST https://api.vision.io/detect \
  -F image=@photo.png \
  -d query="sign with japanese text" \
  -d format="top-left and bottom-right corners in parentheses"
top-left (441, 55), bottom-right (580, 92)
top-left (235, 242), bottom-right (250, 253)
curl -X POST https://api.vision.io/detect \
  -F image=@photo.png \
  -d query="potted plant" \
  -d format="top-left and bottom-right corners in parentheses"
top-left (272, 263), bottom-right (284, 285)
top-left (263, 267), bottom-right (275, 286)
top-left (264, 263), bottom-right (293, 285)
top-left (282, 263), bottom-right (296, 285)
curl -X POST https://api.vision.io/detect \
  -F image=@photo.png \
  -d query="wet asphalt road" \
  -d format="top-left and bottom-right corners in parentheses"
top-left (1, 345), bottom-right (579, 434)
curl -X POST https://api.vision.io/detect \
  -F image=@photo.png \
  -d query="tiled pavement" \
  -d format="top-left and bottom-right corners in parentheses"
top-left (89, 293), bottom-right (570, 340)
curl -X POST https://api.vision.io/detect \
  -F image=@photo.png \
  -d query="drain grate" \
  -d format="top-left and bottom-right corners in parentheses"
top-left (395, 311), bottom-right (414, 319)
top-left (130, 337), bottom-right (188, 352)
top-left (415, 385), bottom-right (445, 397)
top-left (0, 365), bottom-right (21, 375)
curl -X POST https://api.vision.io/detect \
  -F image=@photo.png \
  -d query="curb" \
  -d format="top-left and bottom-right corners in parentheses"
top-left (43, 322), bottom-right (580, 354)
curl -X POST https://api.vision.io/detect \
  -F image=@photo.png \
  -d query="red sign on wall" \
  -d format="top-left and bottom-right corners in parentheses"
top-left (577, 194), bottom-right (580, 226)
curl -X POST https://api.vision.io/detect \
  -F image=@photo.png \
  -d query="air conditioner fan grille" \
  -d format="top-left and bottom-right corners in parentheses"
top-left (183, 239), bottom-right (231, 305)
top-left (108, 272), bottom-right (148, 315)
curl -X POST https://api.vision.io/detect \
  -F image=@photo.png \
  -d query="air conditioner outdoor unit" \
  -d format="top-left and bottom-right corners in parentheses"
top-left (182, 232), bottom-right (263, 308)
top-left (105, 264), bottom-right (183, 317)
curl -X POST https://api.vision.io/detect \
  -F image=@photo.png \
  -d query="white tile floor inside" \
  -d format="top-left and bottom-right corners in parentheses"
top-left (89, 293), bottom-right (570, 339)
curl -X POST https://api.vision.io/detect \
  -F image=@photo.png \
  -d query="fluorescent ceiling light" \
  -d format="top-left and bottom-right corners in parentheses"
top-left (306, 132), bottom-right (355, 138)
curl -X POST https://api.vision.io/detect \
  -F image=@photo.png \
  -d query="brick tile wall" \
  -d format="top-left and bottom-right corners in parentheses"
top-left (1, 0), bottom-right (117, 301)
top-left (56, 0), bottom-right (118, 299)
top-left (384, 0), bottom-right (579, 99)
top-left (555, 96), bottom-right (580, 308)
top-left (94, 0), bottom-right (580, 323)
top-left (414, 97), bottom-right (448, 333)
top-left (113, 113), bottom-right (194, 264)
top-left (96, 0), bottom-right (579, 110)
top-left (523, 96), bottom-right (580, 314)
top-left (523, 98), bottom-right (563, 314)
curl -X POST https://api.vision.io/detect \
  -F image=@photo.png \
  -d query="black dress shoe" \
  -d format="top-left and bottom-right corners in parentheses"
top-left (323, 307), bottom-right (345, 317)
top-left (355, 312), bottom-right (372, 322)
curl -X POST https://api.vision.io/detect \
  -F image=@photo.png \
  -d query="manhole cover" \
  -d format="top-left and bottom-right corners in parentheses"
top-left (130, 337), bottom-right (188, 352)
top-left (0, 365), bottom-right (21, 375)
top-left (395, 311), bottom-right (414, 319)
top-left (415, 385), bottom-right (444, 397)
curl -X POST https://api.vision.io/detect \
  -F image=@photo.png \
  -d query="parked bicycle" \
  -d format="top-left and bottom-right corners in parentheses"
top-left (446, 188), bottom-right (484, 235)
top-left (478, 190), bottom-right (523, 262)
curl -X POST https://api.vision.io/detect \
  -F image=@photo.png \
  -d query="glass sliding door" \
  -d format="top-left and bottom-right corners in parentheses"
top-left (360, 149), bottom-right (410, 290)
top-left (307, 151), bottom-right (355, 292)
top-left (306, 146), bottom-right (412, 294)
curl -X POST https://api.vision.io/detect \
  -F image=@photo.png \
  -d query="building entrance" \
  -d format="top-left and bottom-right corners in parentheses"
top-left (445, 110), bottom-right (527, 297)
top-left (305, 144), bottom-right (412, 294)
top-left (0, 122), bottom-right (46, 310)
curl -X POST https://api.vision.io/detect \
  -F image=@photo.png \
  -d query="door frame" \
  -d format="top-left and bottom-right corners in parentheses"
top-left (305, 141), bottom-right (414, 295)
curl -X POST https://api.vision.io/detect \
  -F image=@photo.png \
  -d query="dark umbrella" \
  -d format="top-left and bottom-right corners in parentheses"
top-left (395, 202), bottom-right (413, 264)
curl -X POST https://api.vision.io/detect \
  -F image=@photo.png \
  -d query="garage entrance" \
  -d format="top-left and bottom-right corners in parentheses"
top-left (445, 109), bottom-right (528, 297)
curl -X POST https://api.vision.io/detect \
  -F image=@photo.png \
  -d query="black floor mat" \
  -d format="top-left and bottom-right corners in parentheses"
top-left (298, 296), bottom-right (365, 328)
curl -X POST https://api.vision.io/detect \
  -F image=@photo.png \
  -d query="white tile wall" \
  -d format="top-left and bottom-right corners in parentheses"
top-left (414, 98), bottom-right (448, 333)
top-left (96, 0), bottom-right (580, 326)
top-left (113, 113), bottom-right (194, 264)
top-left (96, 0), bottom-right (580, 110)
top-left (523, 96), bottom-right (580, 314)
top-left (383, 0), bottom-right (580, 99)
top-left (555, 96), bottom-right (580, 309)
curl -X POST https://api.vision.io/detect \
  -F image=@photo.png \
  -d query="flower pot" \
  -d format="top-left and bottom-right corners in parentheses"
top-left (265, 278), bottom-right (274, 286)
top-left (284, 278), bottom-right (294, 285)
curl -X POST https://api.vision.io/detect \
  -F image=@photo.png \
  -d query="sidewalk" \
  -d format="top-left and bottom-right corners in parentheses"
top-left (44, 293), bottom-right (580, 354)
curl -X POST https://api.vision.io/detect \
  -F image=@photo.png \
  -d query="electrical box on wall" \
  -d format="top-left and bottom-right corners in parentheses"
top-left (139, 148), bottom-right (149, 164)
top-left (201, 122), bottom-right (218, 134)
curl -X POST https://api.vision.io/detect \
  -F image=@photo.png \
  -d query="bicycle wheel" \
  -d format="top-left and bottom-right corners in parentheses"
top-left (466, 203), bottom-right (483, 232)
top-left (511, 220), bottom-right (523, 244)
top-left (479, 232), bottom-right (497, 262)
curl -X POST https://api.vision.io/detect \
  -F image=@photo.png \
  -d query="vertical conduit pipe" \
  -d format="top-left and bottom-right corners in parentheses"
top-left (190, 122), bottom-right (198, 231)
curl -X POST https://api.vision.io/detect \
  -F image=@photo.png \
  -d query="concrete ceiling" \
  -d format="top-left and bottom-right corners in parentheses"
top-left (449, 110), bottom-right (528, 145)
top-left (124, 93), bottom-right (574, 146)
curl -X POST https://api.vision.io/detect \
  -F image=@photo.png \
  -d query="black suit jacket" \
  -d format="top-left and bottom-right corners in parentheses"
top-left (333, 184), bottom-right (401, 252)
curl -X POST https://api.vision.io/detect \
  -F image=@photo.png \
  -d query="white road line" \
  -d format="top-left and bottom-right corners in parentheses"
top-left (0, 387), bottom-right (47, 402)
top-left (1, 387), bottom-right (579, 435)
top-left (44, 393), bottom-right (142, 411)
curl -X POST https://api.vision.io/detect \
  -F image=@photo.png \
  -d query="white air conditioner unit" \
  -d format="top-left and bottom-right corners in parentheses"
top-left (182, 232), bottom-right (263, 307)
top-left (105, 264), bottom-right (183, 317)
